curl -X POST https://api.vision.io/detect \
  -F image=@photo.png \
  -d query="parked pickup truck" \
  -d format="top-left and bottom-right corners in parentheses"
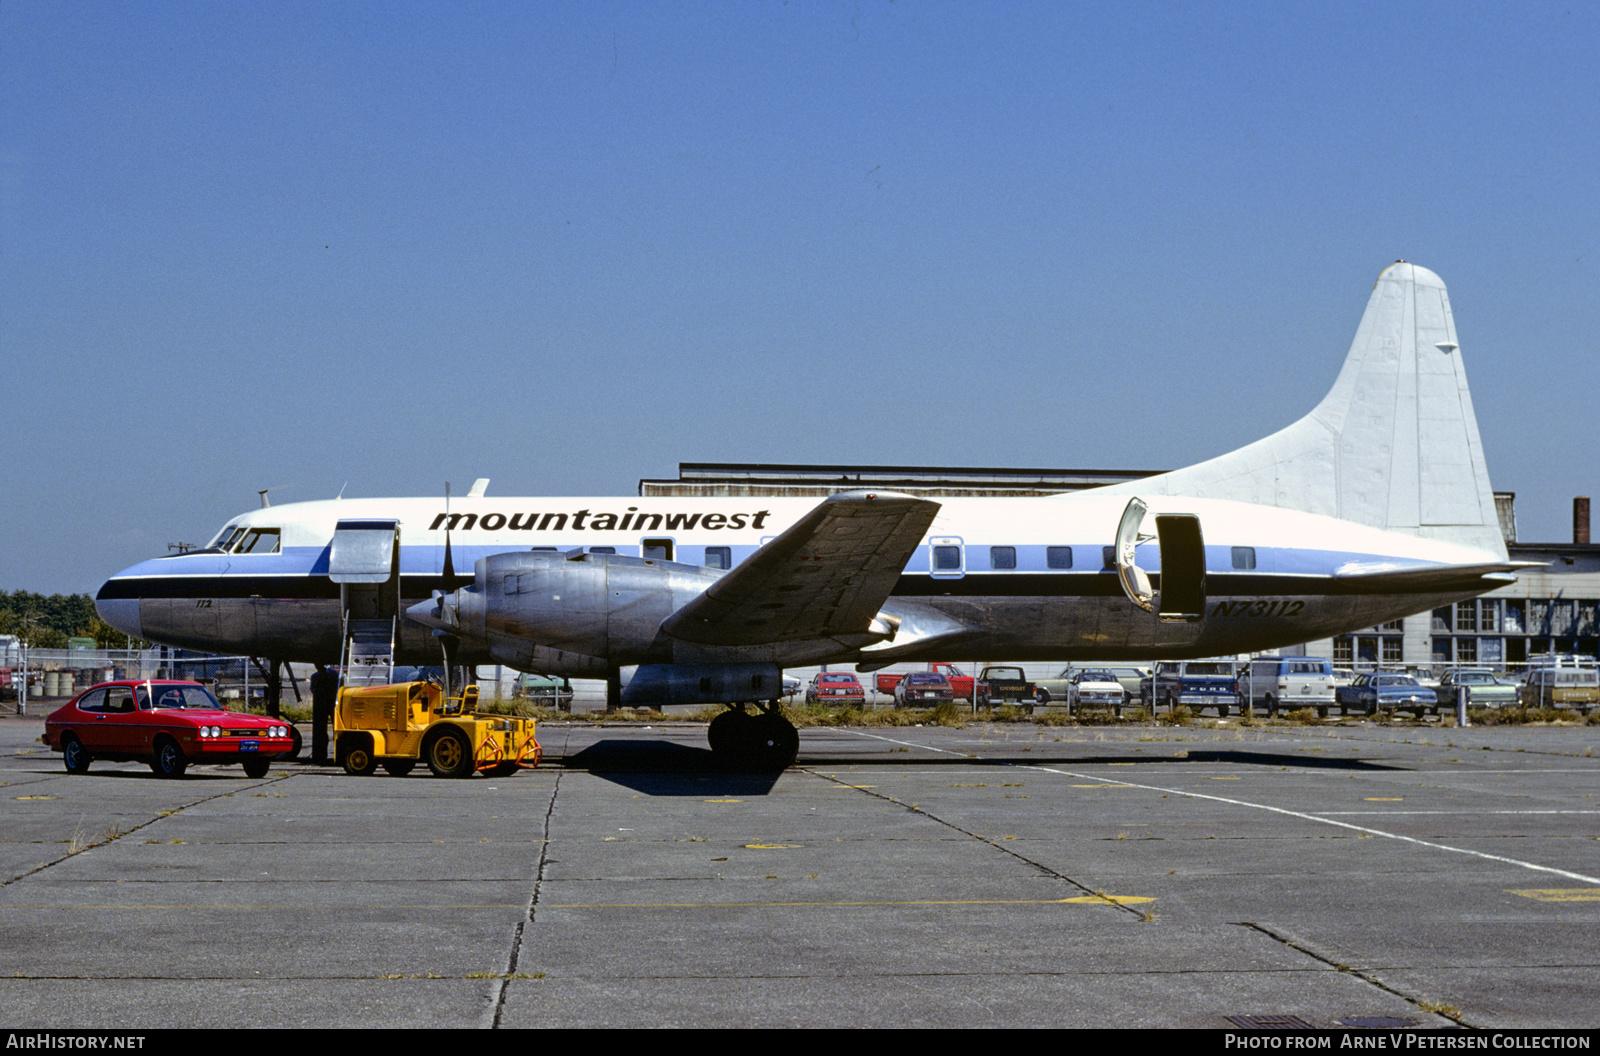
top-left (1142, 660), bottom-right (1243, 717)
top-left (874, 663), bottom-right (989, 706)
top-left (978, 665), bottom-right (1036, 705)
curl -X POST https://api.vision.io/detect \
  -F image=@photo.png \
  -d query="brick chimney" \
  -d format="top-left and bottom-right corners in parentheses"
top-left (1576, 496), bottom-right (1591, 545)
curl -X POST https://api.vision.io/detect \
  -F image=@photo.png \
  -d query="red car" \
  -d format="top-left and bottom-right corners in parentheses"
top-left (42, 680), bottom-right (297, 778)
top-left (805, 672), bottom-right (865, 704)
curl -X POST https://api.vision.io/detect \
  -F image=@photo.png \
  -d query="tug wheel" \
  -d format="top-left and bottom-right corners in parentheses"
top-left (425, 727), bottom-right (474, 778)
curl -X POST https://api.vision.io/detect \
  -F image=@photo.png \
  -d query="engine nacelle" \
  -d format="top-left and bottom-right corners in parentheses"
top-left (414, 551), bottom-right (724, 672)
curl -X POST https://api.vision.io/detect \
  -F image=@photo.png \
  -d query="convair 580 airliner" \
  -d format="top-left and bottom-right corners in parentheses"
top-left (96, 263), bottom-right (1528, 766)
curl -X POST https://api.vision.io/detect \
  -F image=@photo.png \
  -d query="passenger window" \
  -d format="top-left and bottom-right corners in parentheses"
top-left (1231, 547), bottom-right (1256, 570)
top-left (1047, 546), bottom-right (1073, 569)
top-left (641, 538), bottom-right (673, 561)
top-left (989, 546), bottom-right (1016, 570)
top-left (705, 546), bottom-right (731, 570)
top-left (933, 546), bottom-right (962, 571)
top-left (1102, 546), bottom-right (1116, 570)
top-left (589, 547), bottom-right (616, 555)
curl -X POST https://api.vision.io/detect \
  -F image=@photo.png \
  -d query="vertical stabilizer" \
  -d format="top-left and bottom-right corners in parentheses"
top-left (1098, 262), bottom-right (1506, 558)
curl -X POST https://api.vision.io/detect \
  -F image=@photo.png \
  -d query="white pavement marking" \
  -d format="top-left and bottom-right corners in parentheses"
top-left (829, 727), bottom-right (1600, 886)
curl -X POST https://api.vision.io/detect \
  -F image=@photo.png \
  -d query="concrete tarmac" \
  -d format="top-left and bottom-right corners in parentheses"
top-left (2, 715), bottom-right (1597, 1029)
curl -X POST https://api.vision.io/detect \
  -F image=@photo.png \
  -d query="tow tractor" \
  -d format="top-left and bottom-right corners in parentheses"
top-left (334, 680), bottom-right (540, 778)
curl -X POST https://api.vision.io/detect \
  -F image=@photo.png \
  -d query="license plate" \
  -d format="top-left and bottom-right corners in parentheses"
top-left (240, 741), bottom-right (259, 752)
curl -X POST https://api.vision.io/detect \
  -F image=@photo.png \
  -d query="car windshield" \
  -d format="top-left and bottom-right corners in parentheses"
top-left (819, 674), bottom-right (856, 684)
top-left (1079, 671), bottom-right (1116, 682)
top-left (135, 684), bottom-right (223, 710)
top-left (906, 674), bottom-right (945, 685)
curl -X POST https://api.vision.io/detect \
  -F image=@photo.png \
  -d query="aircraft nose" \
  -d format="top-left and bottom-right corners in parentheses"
top-left (94, 579), bottom-right (143, 640)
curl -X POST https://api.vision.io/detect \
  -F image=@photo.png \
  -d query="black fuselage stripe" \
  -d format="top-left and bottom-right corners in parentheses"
top-left (96, 571), bottom-right (1467, 603)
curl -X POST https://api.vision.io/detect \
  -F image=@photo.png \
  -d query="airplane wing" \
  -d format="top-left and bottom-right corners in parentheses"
top-left (660, 490), bottom-right (941, 647)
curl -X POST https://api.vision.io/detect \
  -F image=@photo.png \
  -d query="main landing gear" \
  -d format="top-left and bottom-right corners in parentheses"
top-left (707, 702), bottom-right (799, 771)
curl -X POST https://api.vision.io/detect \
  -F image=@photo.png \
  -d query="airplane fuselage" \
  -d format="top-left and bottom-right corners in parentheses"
top-left (96, 491), bottom-right (1502, 673)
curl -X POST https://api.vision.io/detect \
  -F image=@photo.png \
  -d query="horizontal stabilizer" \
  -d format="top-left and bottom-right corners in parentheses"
top-left (661, 490), bottom-right (941, 647)
top-left (1330, 559), bottom-right (1541, 594)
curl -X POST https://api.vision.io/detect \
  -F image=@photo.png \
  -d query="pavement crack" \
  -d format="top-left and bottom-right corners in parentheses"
top-left (803, 766), bottom-right (1146, 919)
top-left (1, 774), bottom-right (292, 887)
top-left (1239, 922), bottom-right (1475, 1028)
top-left (491, 730), bottom-right (565, 1029)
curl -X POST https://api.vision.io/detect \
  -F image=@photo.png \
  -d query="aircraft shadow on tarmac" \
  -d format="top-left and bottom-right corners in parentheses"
top-left (550, 741), bottom-right (1403, 797)
top-left (558, 739), bottom-right (783, 796)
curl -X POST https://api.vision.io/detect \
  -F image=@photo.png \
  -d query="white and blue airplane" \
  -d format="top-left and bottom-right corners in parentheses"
top-left (96, 262), bottom-right (1525, 765)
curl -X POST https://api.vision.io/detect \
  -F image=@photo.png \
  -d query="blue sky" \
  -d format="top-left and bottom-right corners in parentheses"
top-left (3, 1), bottom-right (1596, 593)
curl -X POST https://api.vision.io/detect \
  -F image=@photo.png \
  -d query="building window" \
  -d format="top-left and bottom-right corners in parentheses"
top-left (1046, 546), bottom-right (1073, 569)
top-left (1456, 637), bottom-right (1478, 663)
top-left (705, 546), bottom-right (731, 570)
top-left (1456, 601), bottom-right (1478, 633)
top-left (1231, 547), bottom-right (1256, 570)
top-left (1382, 637), bottom-right (1403, 664)
top-left (1503, 601), bottom-right (1524, 634)
top-left (989, 546), bottom-right (1016, 570)
top-left (1333, 638), bottom-right (1354, 664)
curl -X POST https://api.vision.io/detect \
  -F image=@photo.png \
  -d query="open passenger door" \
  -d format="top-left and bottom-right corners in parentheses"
top-left (1114, 498), bottom-right (1206, 623)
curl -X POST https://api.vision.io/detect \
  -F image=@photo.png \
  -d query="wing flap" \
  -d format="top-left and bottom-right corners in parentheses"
top-left (660, 491), bottom-right (940, 647)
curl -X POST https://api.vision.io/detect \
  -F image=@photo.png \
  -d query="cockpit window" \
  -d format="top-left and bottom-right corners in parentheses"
top-left (232, 528), bottom-right (280, 554)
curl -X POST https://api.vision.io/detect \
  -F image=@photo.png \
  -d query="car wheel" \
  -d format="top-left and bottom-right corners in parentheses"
top-left (382, 760), bottom-right (417, 777)
top-left (425, 727), bottom-right (474, 778)
top-left (61, 734), bottom-right (91, 775)
top-left (150, 737), bottom-right (188, 778)
top-left (1317, 706), bottom-right (1329, 719)
top-left (338, 734), bottom-right (377, 776)
top-left (1265, 695), bottom-right (1278, 718)
top-left (1215, 703), bottom-right (1228, 718)
top-left (242, 758), bottom-right (271, 779)
top-left (1035, 689), bottom-right (1051, 706)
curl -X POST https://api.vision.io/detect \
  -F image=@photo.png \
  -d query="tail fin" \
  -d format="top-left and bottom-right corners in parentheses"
top-left (1098, 262), bottom-right (1506, 559)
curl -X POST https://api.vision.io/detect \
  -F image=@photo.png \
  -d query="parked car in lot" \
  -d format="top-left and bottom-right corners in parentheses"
top-left (1436, 668), bottom-right (1518, 709)
top-left (1347, 673), bottom-right (1438, 717)
top-left (1066, 669), bottom-right (1127, 716)
top-left (513, 672), bottom-right (575, 710)
top-left (894, 671), bottom-right (953, 706)
top-left (1242, 656), bottom-right (1336, 717)
top-left (875, 664), bottom-right (989, 705)
top-left (42, 680), bottom-right (296, 778)
top-left (806, 672), bottom-right (865, 705)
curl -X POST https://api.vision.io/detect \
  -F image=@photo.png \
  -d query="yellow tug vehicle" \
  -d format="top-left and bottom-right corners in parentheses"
top-left (334, 681), bottom-right (540, 778)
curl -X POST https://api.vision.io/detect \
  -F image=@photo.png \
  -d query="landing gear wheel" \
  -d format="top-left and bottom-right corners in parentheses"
top-left (150, 738), bottom-right (188, 778)
top-left (707, 708), bottom-right (754, 756)
top-left (425, 727), bottom-right (475, 778)
top-left (382, 760), bottom-right (416, 777)
top-left (748, 712), bottom-right (799, 770)
top-left (338, 735), bottom-right (377, 776)
top-left (242, 758), bottom-right (271, 779)
top-left (61, 735), bottom-right (91, 775)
